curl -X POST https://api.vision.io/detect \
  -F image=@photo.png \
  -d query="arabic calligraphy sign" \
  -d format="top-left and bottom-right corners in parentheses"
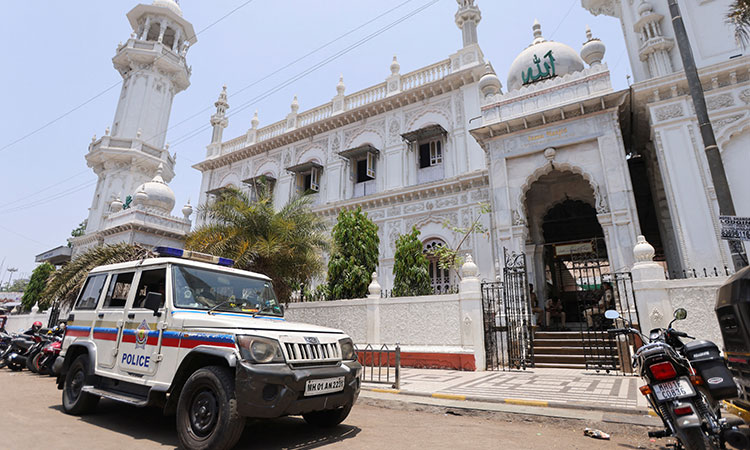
top-left (522, 50), bottom-right (556, 85)
top-left (720, 216), bottom-right (750, 241)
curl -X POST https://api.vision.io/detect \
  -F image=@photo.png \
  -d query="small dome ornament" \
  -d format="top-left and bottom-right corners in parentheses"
top-left (580, 25), bottom-right (606, 66)
top-left (290, 95), bottom-right (299, 114)
top-left (181, 200), bottom-right (193, 220)
top-left (134, 186), bottom-right (149, 205)
top-left (133, 163), bottom-right (176, 213)
top-left (462, 254), bottom-right (479, 278)
top-left (390, 56), bottom-right (400, 75)
top-left (478, 63), bottom-right (502, 98)
top-left (638, 0), bottom-right (654, 17)
top-left (336, 75), bottom-right (346, 95)
top-left (633, 235), bottom-right (656, 263)
top-left (152, 0), bottom-right (183, 17)
top-left (368, 272), bottom-right (382, 298)
top-left (251, 110), bottom-right (259, 129)
top-left (110, 196), bottom-right (124, 212)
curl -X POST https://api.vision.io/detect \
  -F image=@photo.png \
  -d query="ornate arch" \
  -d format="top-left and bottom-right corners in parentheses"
top-left (254, 159), bottom-right (280, 179)
top-left (296, 146), bottom-right (326, 166)
top-left (405, 109), bottom-right (452, 134)
top-left (716, 114), bottom-right (750, 148)
top-left (345, 128), bottom-right (385, 150)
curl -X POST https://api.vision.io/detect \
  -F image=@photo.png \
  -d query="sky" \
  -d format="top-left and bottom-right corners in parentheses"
top-left (0, 0), bottom-right (633, 281)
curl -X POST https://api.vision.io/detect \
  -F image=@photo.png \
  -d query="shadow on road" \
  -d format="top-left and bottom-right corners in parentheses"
top-left (49, 399), bottom-right (360, 450)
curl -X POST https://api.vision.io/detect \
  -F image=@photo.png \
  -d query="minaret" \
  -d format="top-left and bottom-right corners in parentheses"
top-left (82, 0), bottom-right (196, 234)
top-left (451, 1), bottom-right (484, 70)
top-left (206, 85), bottom-right (229, 158)
top-left (455, 0), bottom-right (481, 47)
top-left (633, 0), bottom-right (674, 78)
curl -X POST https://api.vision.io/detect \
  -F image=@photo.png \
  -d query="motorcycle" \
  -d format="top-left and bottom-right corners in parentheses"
top-left (606, 308), bottom-right (749, 450)
top-left (0, 330), bottom-right (13, 369)
top-left (2, 333), bottom-right (36, 371)
top-left (36, 327), bottom-right (65, 376)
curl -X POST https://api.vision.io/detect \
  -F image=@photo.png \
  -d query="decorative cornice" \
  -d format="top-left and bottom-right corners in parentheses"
top-left (193, 65), bottom-right (484, 172)
top-left (312, 170), bottom-right (489, 217)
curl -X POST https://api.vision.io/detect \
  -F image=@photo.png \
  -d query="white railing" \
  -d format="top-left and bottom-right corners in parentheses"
top-left (401, 59), bottom-right (452, 91)
top-left (345, 83), bottom-right (387, 110)
top-left (219, 58), bottom-right (453, 154)
top-left (221, 136), bottom-right (246, 154)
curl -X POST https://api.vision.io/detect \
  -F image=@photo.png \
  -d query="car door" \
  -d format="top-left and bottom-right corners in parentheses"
top-left (66, 273), bottom-right (108, 347)
top-left (117, 267), bottom-right (167, 377)
top-left (94, 270), bottom-right (136, 370)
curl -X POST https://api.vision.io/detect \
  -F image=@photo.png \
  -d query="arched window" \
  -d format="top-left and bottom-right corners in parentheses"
top-left (146, 22), bottom-right (160, 41)
top-left (163, 27), bottom-right (176, 48)
top-left (423, 238), bottom-right (451, 293)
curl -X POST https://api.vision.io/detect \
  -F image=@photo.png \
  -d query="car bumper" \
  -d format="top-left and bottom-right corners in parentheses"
top-left (235, 360), bottom-right (361, 418)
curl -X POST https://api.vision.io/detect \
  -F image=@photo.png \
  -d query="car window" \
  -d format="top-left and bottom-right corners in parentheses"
top-left (103, 272), bottom-right (135, 309)
top-left (75, 274), bottom-right (108, 310)
top-left (133, 268), bottom-right (167, 309)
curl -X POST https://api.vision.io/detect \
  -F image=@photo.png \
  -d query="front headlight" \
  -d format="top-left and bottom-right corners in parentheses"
top-left (339, 337), bottom-right (356, 361)
top-left (237, 335), bottom-right (285, 364)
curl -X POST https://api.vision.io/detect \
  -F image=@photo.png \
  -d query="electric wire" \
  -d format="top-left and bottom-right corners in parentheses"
top-left (0, 179), bottom-right (97, 215)
top-left (0, 169), bottom-right (90, 210)
top-left (169, 0), bottom-right (441, 149)
top-left (0, 0), bottom-right (257, 154)
top-left (146, 0), bottom-right (418, 146)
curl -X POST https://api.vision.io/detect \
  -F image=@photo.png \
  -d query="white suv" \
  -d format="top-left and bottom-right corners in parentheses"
top-left (54, 247), bottom-right (361, 450)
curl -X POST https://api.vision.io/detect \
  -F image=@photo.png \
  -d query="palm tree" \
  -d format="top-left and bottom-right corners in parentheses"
top-left (41, 243), bottom-right (155, 309)
top-left (728, 0), bottom-right (750, 46)
top-left (186, 184), bottom-right (329, 303)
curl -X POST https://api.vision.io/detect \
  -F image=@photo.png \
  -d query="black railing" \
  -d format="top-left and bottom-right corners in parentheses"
top-left (355, 344), bottom-right (400, 389)
top-left (665, 266), bottom-right (734, 279)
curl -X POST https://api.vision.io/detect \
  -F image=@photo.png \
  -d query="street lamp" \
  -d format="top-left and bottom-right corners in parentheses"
top-left (5, 268), bottom-right (18, 290)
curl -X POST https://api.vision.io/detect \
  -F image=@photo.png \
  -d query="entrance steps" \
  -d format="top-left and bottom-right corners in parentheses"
top-left (532, 330), bottom-right (620, 370)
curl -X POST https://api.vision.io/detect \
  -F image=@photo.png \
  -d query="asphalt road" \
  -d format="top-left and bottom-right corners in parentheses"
top-left (0, 369), bottom-right (667, 449)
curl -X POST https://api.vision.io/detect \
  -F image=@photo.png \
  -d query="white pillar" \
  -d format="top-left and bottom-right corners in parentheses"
top-left (459, 255), bottom-right (485, 370)
top-left (631, 235), bottom-right (672, 332)
top-left (366, 272), bottom-right (382, 344)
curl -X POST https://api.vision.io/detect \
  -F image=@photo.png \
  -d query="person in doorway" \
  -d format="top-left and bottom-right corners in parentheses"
top-left (584, 281), bottom-right (615, 329)
top-left (545, 296), bottom-right (566, 330)
top-left (528, 284), bottom-right (544, 327)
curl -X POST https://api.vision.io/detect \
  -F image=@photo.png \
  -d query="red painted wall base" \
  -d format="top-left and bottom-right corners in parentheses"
top-left (357, 351), bottom-right (476, 371)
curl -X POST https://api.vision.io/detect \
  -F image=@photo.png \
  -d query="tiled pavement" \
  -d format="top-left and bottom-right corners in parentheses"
top-left (362, 367), bottom-right (651, 413)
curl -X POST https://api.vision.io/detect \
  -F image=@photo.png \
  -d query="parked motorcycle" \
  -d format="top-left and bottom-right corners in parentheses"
top-left (2, 333), bottom-right (35, 371)
top-left (606, 308), bottom-right (748, 450)
top-left (0, 330), bottom-right (13, 369)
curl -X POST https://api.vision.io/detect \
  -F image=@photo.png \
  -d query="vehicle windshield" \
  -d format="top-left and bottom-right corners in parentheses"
top-left (172, 265), bottom-right (282, 316)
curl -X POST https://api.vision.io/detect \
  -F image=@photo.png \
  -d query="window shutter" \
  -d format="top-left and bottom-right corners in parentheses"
top-left (366, 152), bottom-right (375, 178)
top-left (310, 167), bottom-right (320, 192)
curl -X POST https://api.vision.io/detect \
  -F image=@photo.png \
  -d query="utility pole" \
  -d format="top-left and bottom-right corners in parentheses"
top-left (667, 0), bottom-right (748, 269)
top-left (5, 268), bottom-right (18, 290)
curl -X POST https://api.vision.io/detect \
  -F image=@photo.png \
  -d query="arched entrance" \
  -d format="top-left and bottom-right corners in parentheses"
top-left (523, 170), bottom-right (610, 328)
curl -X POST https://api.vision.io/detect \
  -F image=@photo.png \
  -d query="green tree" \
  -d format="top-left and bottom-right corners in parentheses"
top-left (392, 227), bottom-right (432, 297)
top-left (42, 243), bottom-right (155, 309)
top-left (327, 207), bottom-right (379, 300)
top-left (186, 185), bottom-right (328, 303)
top-left (728, 0), bottom-right (750, 46)
top-left (68, 220), bottom-right (87, 248)
top-left (21, 262), bottom-right (55, 311)
top-left (428, 202), bottom-right (491, 280)
top-left (4, 278), bottom-right (29, 293)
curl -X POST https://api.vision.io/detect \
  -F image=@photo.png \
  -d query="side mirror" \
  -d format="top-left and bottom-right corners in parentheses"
top-left (144, 292), bottom-right (163, 317)
top-left (674, 308), bottom-right (687, 321)
top-left (604, 310), bottom-right (620, 320)
top-left (278, 304), bottom-right (285, 316)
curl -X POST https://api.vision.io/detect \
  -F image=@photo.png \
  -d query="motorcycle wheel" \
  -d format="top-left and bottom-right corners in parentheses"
top-left (680, 428), bottom-right (716, 450)
top-left (8, 360), bottom-right (23, 371)
top-left (33, 353), bottom-right (44, 374)
top-left (27, 352), bottom-right (39, 373)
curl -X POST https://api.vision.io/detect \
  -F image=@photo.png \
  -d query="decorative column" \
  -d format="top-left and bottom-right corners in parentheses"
top-left (459, 255), bottom-right (485, 370)
top-left (246, 111), bottom-right (259, 145)
top-left (332, 76), bottom-right (346, 115)
top-left (207, 86), bottom-right (229, 158)
top-left (286, 96), bottom-right (299, 131)
top-left (386, 56), bottom-right (401, 97)
top-left (633, 0), bottom-right (674, 78)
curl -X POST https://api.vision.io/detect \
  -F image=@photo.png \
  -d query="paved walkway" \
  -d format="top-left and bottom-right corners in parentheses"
top-left (361, 367), bottom-right (651, 414)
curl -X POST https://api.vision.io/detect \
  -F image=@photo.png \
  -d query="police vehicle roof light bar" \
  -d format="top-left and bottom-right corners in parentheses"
top-left (154, 246), bottom-right (234, 267)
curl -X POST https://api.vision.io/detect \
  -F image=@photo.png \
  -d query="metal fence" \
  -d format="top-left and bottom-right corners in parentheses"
top-left (354, 344), bottom-right (400, 390)
top-left (665, 266), bottom-right (734, 279)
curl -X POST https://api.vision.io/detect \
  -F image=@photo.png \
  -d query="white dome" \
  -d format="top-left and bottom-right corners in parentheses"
top-left (152, 0), bottom-right (182, 16)
top-left (507, 21), bottom-right (585, 92)
top-left (133, 166), bottom-right (176, 213)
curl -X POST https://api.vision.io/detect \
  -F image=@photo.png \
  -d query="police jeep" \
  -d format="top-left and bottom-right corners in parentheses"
top-left (54, 247), bottom-right (361, 450)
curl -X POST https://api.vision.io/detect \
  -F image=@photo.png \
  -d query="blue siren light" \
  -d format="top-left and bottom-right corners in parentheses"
top-left (154, 247), bottom-right (235, 267)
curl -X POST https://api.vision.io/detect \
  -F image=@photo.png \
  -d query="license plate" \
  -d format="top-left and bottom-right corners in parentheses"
top-left (304, 376), bottom-right (345, 397)
top-left (653, 378), bottom-right (695, 401)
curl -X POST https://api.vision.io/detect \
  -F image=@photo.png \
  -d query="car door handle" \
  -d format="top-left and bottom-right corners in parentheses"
top-left (97, 313), bottom-right (104, 319)
top-left (127, 313), bottom-right (135, 319)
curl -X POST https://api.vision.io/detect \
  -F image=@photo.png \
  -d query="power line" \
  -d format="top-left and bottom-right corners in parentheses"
top-left (0, 224), bottom-right (53, 248)
top-left (169, 0), bottom-right (441, 149)
top-left (145, 0), bottom-right (417, 145)
top-left (0, 0), bottom-right (256, 155)
top-left (0, 169), bottom-right (90, 210)
top-left (548, 0), bottom-right (578, 40)
top-left (0, 179), bottom-right (97, 215)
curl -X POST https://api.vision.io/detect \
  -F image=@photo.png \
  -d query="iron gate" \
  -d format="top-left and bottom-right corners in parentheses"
top-left (561, 241), bottom-right (639, 374)
top-left (481, 249), bottom-right (534, 371)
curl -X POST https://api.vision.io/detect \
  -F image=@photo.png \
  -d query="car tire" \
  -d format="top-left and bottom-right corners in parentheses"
top-left (302, 402), bottom-right (353, 428)
top-left (176, 366), bottom-right (245, 450)
top-left (62, 355), bottom-right (99, 415)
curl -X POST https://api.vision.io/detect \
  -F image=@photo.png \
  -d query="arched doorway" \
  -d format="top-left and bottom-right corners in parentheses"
top-left (523, 170), bottom-right (610, 328)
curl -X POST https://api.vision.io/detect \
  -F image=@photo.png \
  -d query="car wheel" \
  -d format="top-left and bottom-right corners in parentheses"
top-left (62, 355), bottom-right (99, 415)
top-left (302, 402), bottom-right (353, 428)
top-left (176, 366), bottom-right (245, 450)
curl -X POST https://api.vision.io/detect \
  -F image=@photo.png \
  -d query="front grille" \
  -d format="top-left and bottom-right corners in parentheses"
top-left (282, 339), bottom-right (341, 366)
